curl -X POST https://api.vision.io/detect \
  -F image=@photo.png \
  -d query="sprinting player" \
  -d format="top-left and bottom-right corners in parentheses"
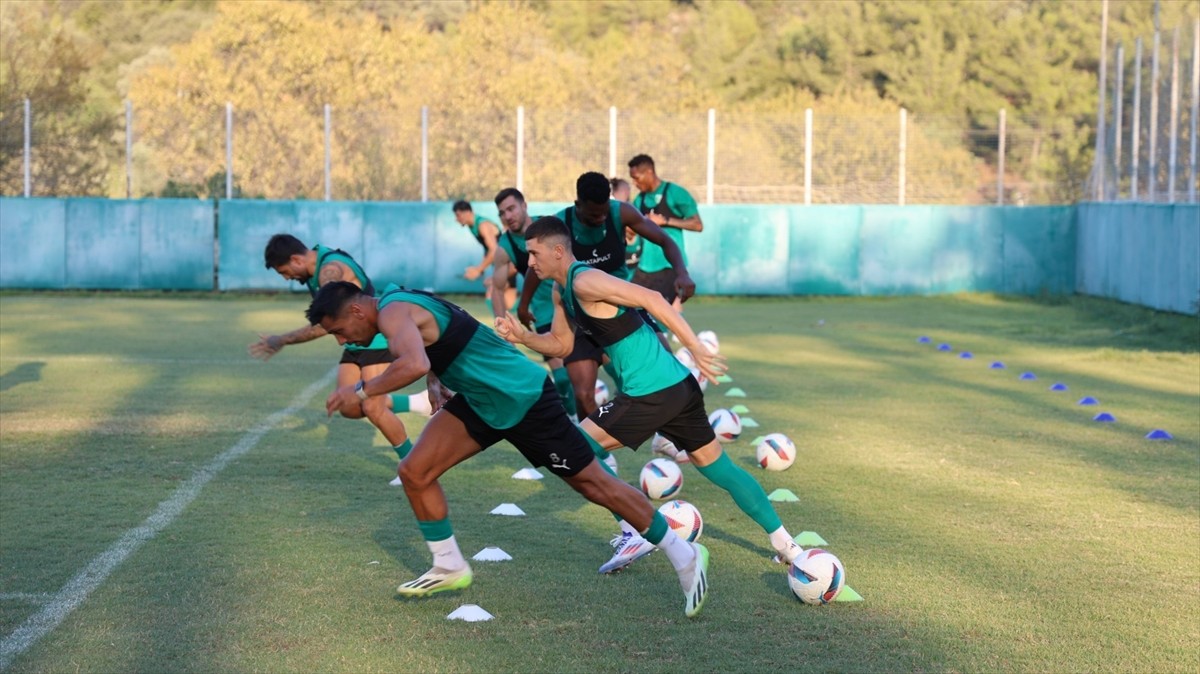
top-left (452, 200), bottom-right (512, 311)
top-left (309, 281), bottom-right (709, 617)
top-left (610, 177), bottom-right (642, 271)
top-left (516, 172), bottom-right (695, 421)
top-left (490, 187), bottom-right (576, 418)
top-left (248, 234), bottom-right (431, 486)
top-left (497, 216), bottom-right (804, 574)
top-left (628, 154), bottom-right (703, 313)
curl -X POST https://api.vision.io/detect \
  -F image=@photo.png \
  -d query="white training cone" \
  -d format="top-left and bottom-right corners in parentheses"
top-left (511, 467), bottom-right (545, 480)
top-left (490, 503), bottom-right (526, 516)
top-left (447, 605), bottom-right (494, 622)
top-left (472, 547), bottom-right (513, 562)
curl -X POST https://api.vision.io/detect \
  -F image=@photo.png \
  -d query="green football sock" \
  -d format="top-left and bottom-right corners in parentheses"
top-left (417, 517), bottom-right (454, 542)
top-left (695, 452), bottom-right (782, 533)
top-left (641, 511), bottom-right (669, 545)
top-left (393, 438), bottom-right (412, 460)
top-left (552, 367), bottom-right (577, 417)
top-left (390, 394), bottom-right (411, 413)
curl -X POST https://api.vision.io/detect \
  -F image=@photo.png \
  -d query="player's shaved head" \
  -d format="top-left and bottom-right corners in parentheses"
top-left (524, 216), bottom-right (571, 248)
top-left (307, 281), bottom-right (364, 325)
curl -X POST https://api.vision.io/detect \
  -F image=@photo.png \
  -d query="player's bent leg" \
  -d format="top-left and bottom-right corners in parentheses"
top-left (334, 363), bottom-right (367, 419)
top-left (566, 359), bottom-right (600, 419)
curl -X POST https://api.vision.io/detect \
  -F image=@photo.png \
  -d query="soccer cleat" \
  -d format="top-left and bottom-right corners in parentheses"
top-left (599, 532), bottom-right (655, 574)
top-left (681, 543), bottom-right (710, 618)
top-left (396, 565), bottom-right (472, 597)
top-left (772, 541), bottom-right (804, 566)
top-left (602, 453), bottom-right (619, 475)
top-left (389, 467), bottom-right (403, 487)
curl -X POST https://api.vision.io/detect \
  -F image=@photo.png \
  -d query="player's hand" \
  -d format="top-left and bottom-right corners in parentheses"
top-left (690, 347), bottom-right (727, 387)
top-left (494, 315), bottom-right (528, 344)
top-left (625, 227), bottom-right (638, 244)
top-left (427, 381), bottom-right (454, 411)
top-left (463, 266), bottom-right (482, 281)
top-left (516, 302), bottom-right (535, 330)
top-left (326, 385), bottom-right (360, 418)
top-left (647, 211), bottom-right (667, 226)
top-left (248, 334), bottom-right (285, 361)
top-left (674, 271), bottom-right (696, 303)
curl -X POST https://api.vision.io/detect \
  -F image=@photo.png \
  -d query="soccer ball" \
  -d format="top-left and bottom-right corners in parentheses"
top-left (697, 330), bottom-right (720, 354)
top-left (688, 366), bottom-right (708, 392)
top-left (788, 548), bottom-right (846, 605)
top-left (657, 499), bottom-right (703, 543)
top-left (755, 433), bottom-right (797, 471)
top-left (652, 433), bottom-right (689, 463)
top-left (674, 347), bottom-right (696, 369)
top-left (594, 380), bottom-right (610, 406)
top-left (640, 458), bottom-right (683, 500)
top-left (708, 408), bottom-right (741, 443)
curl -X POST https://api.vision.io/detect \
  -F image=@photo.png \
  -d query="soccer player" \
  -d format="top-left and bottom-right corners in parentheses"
top-left (496, 216), bottom-right (805, 574)
top-left (610, 177), bottom-right (642, 271)
top-left (515, 172), bottom-right (695, 421)
top-left (452, 200), bottom-right (512, 310)
top-left (628, 154), bottom-right (703, 312)
top-left (309, 281), bottom-right (709, 617)
top-left (489, 187), bottom-right (576, 418)
top-left (248, 234), bottom-right (431, 486)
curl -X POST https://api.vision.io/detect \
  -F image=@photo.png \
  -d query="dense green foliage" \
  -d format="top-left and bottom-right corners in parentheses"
top-left (0, 1), bottom-right (1194, 201)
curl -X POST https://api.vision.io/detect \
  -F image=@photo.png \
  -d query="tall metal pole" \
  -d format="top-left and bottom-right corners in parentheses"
top-left (1149, 29), bottom-right (1160, 201)
top-left (125, 100), bottom-right (134, 199)
top-left (804, 108), bottom-right (813, 205)
top-left (1132, 38), bottom-right (1143, 200)
top-left (997, 109), bottom-right (1007, 205)
top-left (706, 108), bottom-right (715, 205)
top-left (225, 102), bottom-right (233, 200)
top-left (516, 106), bottom-right (525, 193)
top-left (324, 104), bottom-right (332, 202)
top-left (609, 106), bottom-right (618, 179)
top-left (1190, 19), bottom-right (1199, 203)
top-left (420, 106), bottom-right (428, 203)
top-left (1114, 43), bottom-right (1124, 197)
top-left (1095, 0), bottom-right (1108, 200)
top-left (23, 98), bottom-right (30, 197)
top-left (1168, 26), bottom-right (1180, 203)
top-left (898, 108), bottom-right (907, 206)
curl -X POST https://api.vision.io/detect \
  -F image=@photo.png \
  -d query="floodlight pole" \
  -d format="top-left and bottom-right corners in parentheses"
top-left (1132, 38), bottom-right (1142, 200)
top-left (225, 102), bottom-right (233, 200)
top-left (125, 100), bottom-right (133, 198)
top-left (516, 105), bottom-right (524, 192)
top-left (324, 104), bottom-right (332, 202)
top-left (898, 108), bottom-right (907, 206)
top-left (804, 108), bottom-right (813, 206)
top-left (706, 108), bottom-right (715, 205)
top-left (23, 98), bottom-right (30, 197)
top-left (997, 109), bottom-right (1006, 205)
top-left (609, 106), bottom-right (618, 179)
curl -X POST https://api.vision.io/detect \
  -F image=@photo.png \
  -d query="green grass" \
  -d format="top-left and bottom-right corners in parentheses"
top-left (0, 293), bottom-right (1197, 673)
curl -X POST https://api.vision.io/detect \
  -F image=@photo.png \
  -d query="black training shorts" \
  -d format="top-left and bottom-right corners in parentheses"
top-left (563, 325), bottom-right (605, 365)
top-left (340, 347), bottom-right (394, 367)
top-left (588, 374), bottom-right (715, 452)
top-left (442, 378), bottom-right (594, 478)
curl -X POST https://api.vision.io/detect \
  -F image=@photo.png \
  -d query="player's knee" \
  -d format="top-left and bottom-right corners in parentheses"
top-left (397, 458), bottom-right (433, 490)
top-left (338, 402), bottom-right (366, 420)
top-left (359, 395), bottom-right (390, 421)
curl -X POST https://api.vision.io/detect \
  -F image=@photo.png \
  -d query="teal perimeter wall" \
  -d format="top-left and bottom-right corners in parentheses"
top-left (2, 197), bottom-right (1195, 314)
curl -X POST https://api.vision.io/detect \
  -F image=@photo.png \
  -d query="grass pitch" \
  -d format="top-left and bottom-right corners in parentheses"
top-left (0, 292), bottom-right (1197, 673)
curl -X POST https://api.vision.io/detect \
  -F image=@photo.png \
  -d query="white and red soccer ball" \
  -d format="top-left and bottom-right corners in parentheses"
top-left (755, 433), bottom-right (796, 471)
top-left (657, 499), bottom-right (703, 543)
top-left (788, 548), bottom-right (846, 605)
top-left (639, 458), bottom-right (683, 500)
top-left (708, 408), bottom-right (741, 442)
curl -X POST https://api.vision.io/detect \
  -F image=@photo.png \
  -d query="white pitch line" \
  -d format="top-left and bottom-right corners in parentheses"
top-left (0, 367), bottom-right (337, 672)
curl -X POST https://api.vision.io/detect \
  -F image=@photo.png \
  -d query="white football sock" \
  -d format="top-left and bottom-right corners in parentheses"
top-left (768, 526), bottom-right (795, 553)
top-left (655, 530), bottom-right (695, 571)
top-left (410, 392), bottom-right (433, 416)
top-left (427, 535), bottom-right (467, 571)
top-left (619, 519), bottom-right (639, 536)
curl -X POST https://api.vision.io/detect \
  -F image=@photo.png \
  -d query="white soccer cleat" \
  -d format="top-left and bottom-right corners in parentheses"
top-left (389, 475), bottom-right (403, 486)
top-left (772, 541), bottom-right (804, 565)
top-left (681, 542), bottom-right (710, 618)
top-left (599, 532), bottom-right (655, 574)
top-left (396, 565), bottom-right (473, 596)
top-left (652, 434), bottom-right (690, 464)
top-left (602, 453), bottom-right (618, 475)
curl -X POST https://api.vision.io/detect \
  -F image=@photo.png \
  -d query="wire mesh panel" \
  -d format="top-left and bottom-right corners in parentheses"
top-left (336, 109), bottom-right (422, 202)
top-left (617, 109), bottom-right (708, 201)
top-left (711, 110), bottom-right (805, 204)
top-left (524, 107), bottom-right (609, 202)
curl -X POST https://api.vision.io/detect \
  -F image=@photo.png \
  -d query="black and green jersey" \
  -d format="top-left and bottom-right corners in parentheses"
top-left (560, 262), bottom-right (688, 397)
top-left (469, 215), bottom-right (494, 249)
top-left (633, 182), bottom-right (697, 273)
top-left (377, 286), bottom-right (547, 429)
top-left (497, 227), bottom-right (553, 329)
top-left (307, 244), bottom-right (387, 352)
top-left (556, 201), bottom-right (633, 281)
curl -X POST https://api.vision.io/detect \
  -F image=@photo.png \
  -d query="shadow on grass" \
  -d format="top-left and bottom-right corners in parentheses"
top-left (0, 361), bottom-right (44, 392)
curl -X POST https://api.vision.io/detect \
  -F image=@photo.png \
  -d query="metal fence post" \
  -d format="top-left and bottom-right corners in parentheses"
top-left (1095, 0), bottom-right (1108, 201)
top-left (804, 108), bottom-right (813, 206)
top-left (23, 98), bottom-right (30, 197)
top-left (1149, 29), bottom-right (1160, 202)
top-left (1191, 19), bottom-right (1199, 203)
top-left (706, 108), bottom-right (715, 205)
top-left (1168, 26), bottom-right (1180, 203)
top-left (516, 105), bottom-right (524, 192)
top-left (1114, 43), bottom-right (1124, 198)
top-left (421, 106), bottom-right (428, 203)
top-left (997, 109), bottom-right (1006, 205)
top-left (125, 100), bottom-right (133, 198)
top-left (898, 108), bottom-right (907, 206)
top-left (225, 102), bottom-right (233, 200)
top-left (324, 104), bottom-right (331, 202)
top-left (1132, 38), bottom-right (1143, 200)
top-left (609, 106), bottom-right (618, 179)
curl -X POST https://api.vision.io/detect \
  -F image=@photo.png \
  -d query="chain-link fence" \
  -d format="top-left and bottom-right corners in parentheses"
top-left (2, 97), bottom-right (1097, 205)
top-left (1090, 19), bottom-right (1200, 202)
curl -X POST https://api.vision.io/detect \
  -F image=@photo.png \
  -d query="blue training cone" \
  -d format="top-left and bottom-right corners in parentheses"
top-left (1145, 429), bottom-right (1173, 440)
top-left (1078, 396), bottom-right (1099, 405)
top-left (1049, 382), bottom-right (1068, 391)
top-left (917, 336), bottom-right (932, 344)
top-left (959, 352), bottom-right (974, 359)
top-left (1093, 412), bottom-right (1116, 422)
top-left (937, 343), bottom-right (952, 351)
top-left (1019, 372), bottom-right (1037, 380)
top-left (990, 361), bottom-right (1006, 369)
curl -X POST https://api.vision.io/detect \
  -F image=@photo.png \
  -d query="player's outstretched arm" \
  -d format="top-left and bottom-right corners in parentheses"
top-left (325, 304), bottom-right (431, 417)
top-left (247, 323), bottom-right (328, 360)
top-left (489, 249), bottom-right (513, 321)
top-left (620, 202), bottom-right (695, 301)
top-left (494, 287), bottom-right (574, 358)
top-left (465, 221), bottom-right (500, 280)
top-left (516, 267), bottom-right (542, 329)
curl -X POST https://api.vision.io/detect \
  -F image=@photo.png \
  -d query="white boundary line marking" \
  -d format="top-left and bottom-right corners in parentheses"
top-left (0, 368), bottom-right (337, 672)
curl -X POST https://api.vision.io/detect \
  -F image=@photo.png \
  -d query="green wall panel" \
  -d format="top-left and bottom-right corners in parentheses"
top-left (787, 206), bottom-right (862, 295)
top-left (0, 198), bottom-right (66, 288)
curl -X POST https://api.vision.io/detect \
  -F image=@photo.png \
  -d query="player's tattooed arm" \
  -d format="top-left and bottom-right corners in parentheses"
top-left (318, 260), bottom-right (358, 289)
top-left (248, 323), bottom-right (328, 360)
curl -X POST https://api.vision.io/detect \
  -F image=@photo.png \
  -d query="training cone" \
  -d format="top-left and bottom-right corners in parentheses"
top-left (730, 404), bottom-right (750, 414)
top-left (768, 489), bottom-right (800, 502)
top-left (715, 374), bottom-right (733, 383)
top-left (835, 586), bottom-right (864, 602)
top-left (1077, 396), bottom-right (1099, 405)
top-left (1145, 429), bottom-right (1173, 440)
top-left (724, 387), bottom-right (747, 398)
top-left (937, 343), bottom-right (952, 351)
top-left (490, 503), bottom-right (526, 516)
top-left (990, 361), bottom-right (1006, 369)
top-left (472, 547), bottom-right (513, 562)
top-left (917, 336), bottom-right (932, 344)
top-left (447, 605), bottom-right (494, 622)
top-left (1049, 383), bottom-right (1069, 391)
top-left (749, 435), bottom-right (767, 446)
top-left (1093, 412), bottom-right (1116, 422)
top-left (511, 468), bottom-right (544, 480)
top-left (959, 352), bottom-right (974, 359)
top-left (740, 417), bottom-right (760, 428)
top-left (794, 531), bottom-right (828, 547)
top-left (1019, 372), bottom-right (1037, 380)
